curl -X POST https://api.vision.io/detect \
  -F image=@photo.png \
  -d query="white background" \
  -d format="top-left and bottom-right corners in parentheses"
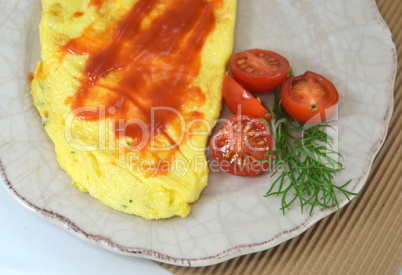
top-left (0, 185), bottom-right (172, 275)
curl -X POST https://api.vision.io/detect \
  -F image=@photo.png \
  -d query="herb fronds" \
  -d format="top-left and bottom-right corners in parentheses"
top-left (264, 88), bottom-right (357, 215)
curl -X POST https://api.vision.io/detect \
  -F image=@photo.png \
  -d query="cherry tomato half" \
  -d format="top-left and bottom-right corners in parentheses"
top-left (210, 115), bottom-right (274, 177)
top-left (280, 71), bottom-right (339, 124)
top-left (230, 49), bottom-right (290, 93)
top-left (223, 73), bottom-right (272, 121)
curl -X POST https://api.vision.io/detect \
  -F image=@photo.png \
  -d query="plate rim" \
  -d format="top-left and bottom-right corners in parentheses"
top-left (0, 0), bottom-right (397, 267)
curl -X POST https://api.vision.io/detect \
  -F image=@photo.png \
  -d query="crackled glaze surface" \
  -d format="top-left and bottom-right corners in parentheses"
top-left (0, 0), bottom-right (396, 267)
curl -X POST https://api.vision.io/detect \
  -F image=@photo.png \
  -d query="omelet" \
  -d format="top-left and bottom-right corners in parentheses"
top-left (31, 0), bottom-right (236, 219)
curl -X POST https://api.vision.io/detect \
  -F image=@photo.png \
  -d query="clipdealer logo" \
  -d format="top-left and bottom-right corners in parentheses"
top-left (64, 105), bottom-right (216, 165)
top-left (63, 104), bottom-right (340, 173)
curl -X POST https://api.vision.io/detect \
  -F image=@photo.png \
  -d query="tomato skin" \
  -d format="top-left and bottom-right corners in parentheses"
top-left (280, 71), bottom-right (339, 124)
top-left (230, 49), bottom-right (290, 93)
top-left (223, 74), bottom-right (272, 121)
top-left (210, 115), bottom-right (274, 177)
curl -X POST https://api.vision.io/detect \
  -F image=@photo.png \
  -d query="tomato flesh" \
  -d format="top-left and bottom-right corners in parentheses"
top-left (280, 71), bottom-right (339, 123)
top-left (223, 73), bottom-right (272, 121)
top-left (210, 115), bottom-right (274, 177)
top-left (230, 49), bottom-right (290, 93)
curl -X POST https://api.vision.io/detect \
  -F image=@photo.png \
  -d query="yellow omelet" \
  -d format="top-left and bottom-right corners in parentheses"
top-left (31, 0), bottom-right (236, 219)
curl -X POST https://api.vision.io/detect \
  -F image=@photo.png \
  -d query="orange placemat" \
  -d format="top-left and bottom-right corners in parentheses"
top-left (160, 0), bottom-right (402, 273)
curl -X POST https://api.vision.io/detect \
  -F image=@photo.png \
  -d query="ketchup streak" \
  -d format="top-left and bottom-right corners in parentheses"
top-left (63, 0), bottom-right (217, 149)
top-left (73, 12), bottom-right (84, 18)
top-left (89, 0), bottom-right (104, 8)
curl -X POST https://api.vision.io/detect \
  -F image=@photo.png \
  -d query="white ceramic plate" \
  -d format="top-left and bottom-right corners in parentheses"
top-left (0, 0), bottom-right (396, 267)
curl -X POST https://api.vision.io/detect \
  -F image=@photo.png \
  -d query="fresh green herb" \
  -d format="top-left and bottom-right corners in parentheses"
top-left (288, 66), bottom-right (294, 77)
top-left (264, 87), bottom-right (357, 215)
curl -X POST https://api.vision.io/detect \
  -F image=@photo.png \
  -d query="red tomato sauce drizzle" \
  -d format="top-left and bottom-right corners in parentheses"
top-left (73, 12), bottom-right (84, 17)
top-left (89, 0), bottom-right (104, 8)
top-left (62, 0), bottom-right (218, 151)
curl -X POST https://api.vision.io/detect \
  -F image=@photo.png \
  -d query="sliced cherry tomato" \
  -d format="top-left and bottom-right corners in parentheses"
top-left (210, 115), bottom-right (274, 177)
top-left (230, 49), bottom-right (290, 93)
top-left (223, 73), bottom-right (272, 121)
top-left (280, 71), bottom-right (339, 124)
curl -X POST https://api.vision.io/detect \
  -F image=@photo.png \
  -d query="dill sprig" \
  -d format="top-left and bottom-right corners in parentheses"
top-left (264, 87), bottom-right (357, 215)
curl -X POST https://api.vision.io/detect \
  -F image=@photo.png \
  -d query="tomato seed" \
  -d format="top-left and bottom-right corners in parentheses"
top-left (243, 124), bottom-right (252, 132)
top-left (237, 59), bottom-right (246, 65)
top-left (217, 140), bottom-right (226, 147)
top-left (237, 157), bottom-right (242, 167)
